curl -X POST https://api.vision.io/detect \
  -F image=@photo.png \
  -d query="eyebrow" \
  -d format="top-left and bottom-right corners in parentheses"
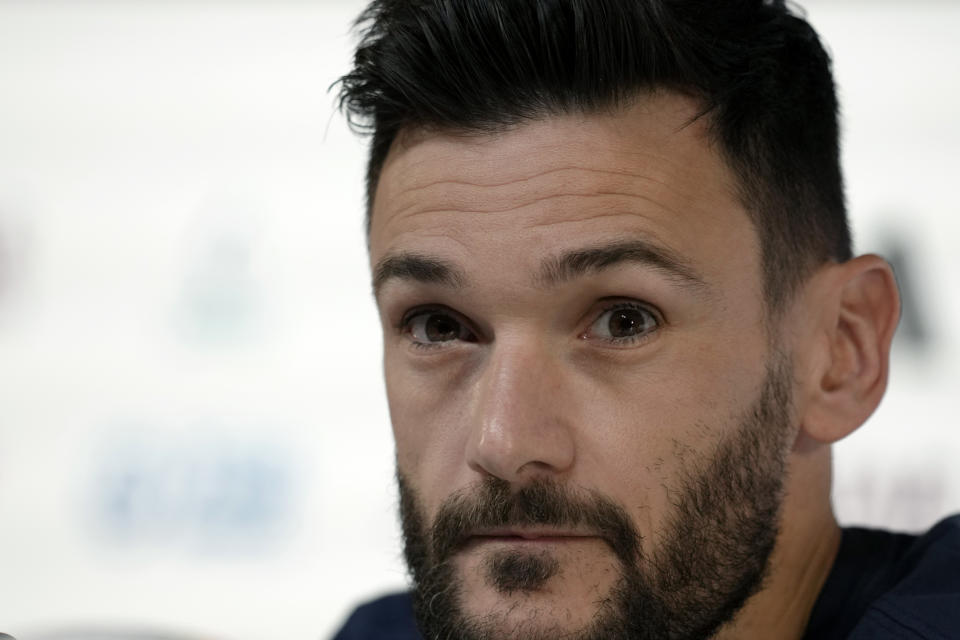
top-left (537, 239), bottom-right (709, 291)
top-left (373, 252), bottom-right (467, 297)
top-left (372, 238), bottom-right (709, 298)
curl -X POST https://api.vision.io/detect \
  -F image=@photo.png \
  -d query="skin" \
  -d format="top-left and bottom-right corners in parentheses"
top-left (369, 92), bottom-right (901, 639)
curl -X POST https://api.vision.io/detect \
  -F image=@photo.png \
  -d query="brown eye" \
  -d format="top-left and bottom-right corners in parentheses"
top-left (587, 304), bottom-right (659, 343)
top-left (406, 310), bottom-right (477, 345)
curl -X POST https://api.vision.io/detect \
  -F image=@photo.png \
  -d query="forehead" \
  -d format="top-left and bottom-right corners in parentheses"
top-left (369, 93), bottom-right (759, 291)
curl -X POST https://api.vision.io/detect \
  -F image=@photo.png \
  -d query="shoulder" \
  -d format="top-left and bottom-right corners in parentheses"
top-left (331, 592), bottom-right (422, 640)
top-left (850, 515), bottom-right (960, 639)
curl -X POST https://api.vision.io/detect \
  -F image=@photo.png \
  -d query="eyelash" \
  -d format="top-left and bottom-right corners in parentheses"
top-left (583, 300), bottom-right (662, 347)
top-left (398, 300), bottom-right (663, 350)
top-left (398, 305), bottom-right (477, 351)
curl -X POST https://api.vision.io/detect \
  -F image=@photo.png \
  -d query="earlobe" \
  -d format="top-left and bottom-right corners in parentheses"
top-left (799, 255), bottom-right (901, 444)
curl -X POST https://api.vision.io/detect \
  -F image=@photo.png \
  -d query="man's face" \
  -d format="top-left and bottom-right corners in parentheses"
top-left (369, 93), bottom-right (800, 639)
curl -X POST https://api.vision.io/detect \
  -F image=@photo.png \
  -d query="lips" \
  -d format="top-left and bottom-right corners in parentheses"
top-left (466, 528), bottom-right (598, 545)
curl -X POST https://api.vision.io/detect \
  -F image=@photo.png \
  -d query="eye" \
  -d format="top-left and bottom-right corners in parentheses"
top-left (583, 302), bottom-right (660, 345)
top-left (403, 308), bottom-right (478, 347)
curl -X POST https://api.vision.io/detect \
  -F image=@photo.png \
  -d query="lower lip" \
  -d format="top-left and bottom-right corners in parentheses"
top-left (472, 535), bottom-right (594, 545)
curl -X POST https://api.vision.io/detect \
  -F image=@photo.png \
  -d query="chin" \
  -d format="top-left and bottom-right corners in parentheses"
top-left (461, 596), bottom-right (604, 640)
top-left (456, 546), bottom-right (619, 636)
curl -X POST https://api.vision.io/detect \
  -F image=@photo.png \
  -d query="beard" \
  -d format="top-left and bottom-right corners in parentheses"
top-left (398, 354), bottom-right (794, 640)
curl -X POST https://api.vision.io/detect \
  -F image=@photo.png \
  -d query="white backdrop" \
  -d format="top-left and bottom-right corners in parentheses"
top-left (0, 2), bottom-right (957, 639)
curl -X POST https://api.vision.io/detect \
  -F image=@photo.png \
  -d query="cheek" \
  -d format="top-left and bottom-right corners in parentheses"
top-left (582, 345), bottom-right (751, 441)
top-left (576, 343), bottom-right (764, 522)
top-left (578, 384), bottom-right (713, 520)
top-left (384, 366), bottom-right (428, 470)
top-left (385, 353), bottom-right (471, 484)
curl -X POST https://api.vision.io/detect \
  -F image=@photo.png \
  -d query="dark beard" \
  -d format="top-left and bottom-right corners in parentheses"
top-left (398, 355), bottom-right (793, 640)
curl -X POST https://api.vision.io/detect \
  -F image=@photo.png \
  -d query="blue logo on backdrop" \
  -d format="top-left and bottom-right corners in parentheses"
top-left (173, 197), bottom-right (267, 348)
top-left (90, 428), bottom-right (299, 554)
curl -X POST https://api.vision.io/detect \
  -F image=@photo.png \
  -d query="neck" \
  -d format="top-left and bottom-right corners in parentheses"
top-left (715, 445), bottom-right (841, 640)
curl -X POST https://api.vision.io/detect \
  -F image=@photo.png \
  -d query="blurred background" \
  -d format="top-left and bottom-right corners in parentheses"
top-left (0, 0), bottom-right (957, 638)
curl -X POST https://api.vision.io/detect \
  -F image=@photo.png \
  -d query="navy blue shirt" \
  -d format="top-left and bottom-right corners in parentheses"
top-left (333, 592), bottom-right (422, 640)
top-left (803, 515), bottom-right (960, 639)
top-left (333, 515), bottom-right (960, 639)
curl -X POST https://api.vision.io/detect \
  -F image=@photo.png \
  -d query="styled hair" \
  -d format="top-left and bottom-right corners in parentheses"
top-left (337, 0), bottom-right (852, 308)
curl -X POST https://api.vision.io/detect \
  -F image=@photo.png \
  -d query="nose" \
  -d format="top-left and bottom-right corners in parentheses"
top-left (465, 336), bottom-right (576, 483)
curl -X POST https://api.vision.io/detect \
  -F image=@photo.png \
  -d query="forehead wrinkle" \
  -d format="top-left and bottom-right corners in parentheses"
top-left (397, 164), bottom-right (674, 195)
top-left (385, 191), bottom-right (687, 229)
top-left (512, 207), bottom-right (685, 239)
top-left (379, 162), bottom-right (686, 230)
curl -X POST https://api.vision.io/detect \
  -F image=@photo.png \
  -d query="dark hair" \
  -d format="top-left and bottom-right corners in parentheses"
top-left (337, 0), bottom-right (852, 308)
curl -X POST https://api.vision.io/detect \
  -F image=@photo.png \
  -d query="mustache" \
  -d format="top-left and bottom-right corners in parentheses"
top-left (428, 476), bottom-right (642, 565)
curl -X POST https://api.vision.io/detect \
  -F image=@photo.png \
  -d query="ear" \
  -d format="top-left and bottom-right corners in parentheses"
top-left (795, 255), bottom-right (901, 444)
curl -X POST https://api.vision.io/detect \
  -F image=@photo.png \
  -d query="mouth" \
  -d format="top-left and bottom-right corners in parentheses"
top-left (463, 529), bottom-right (598, 548)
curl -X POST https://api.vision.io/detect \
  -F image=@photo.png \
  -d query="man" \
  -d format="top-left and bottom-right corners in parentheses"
top-left (332, 1), bottom-right (960, 638)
